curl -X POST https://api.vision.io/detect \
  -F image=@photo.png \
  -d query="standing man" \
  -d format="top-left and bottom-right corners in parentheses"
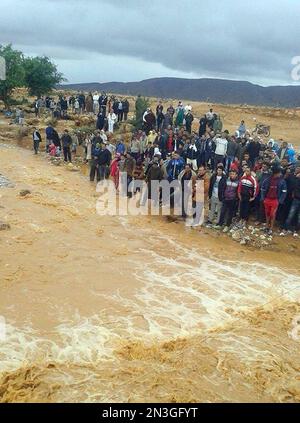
top-left (206, 108), bottom-right (215, 129)
top-left (185, 110), bottom-right (194, 134)
top-left (214, 131), bottom-right (228, 168)
top-left (117, 99), bottom-right (124, 122)
top-left (261, 165), bottom-right (287, 235)
top-left (238, 166), bottom-right (259, 225)
top-left (99, 92), bottom-right (108, 116)
top-left (61, 129), bottom-right (72, 162)
top-left (238, 120), bottom-right (246, 137)
top-left (199, 115), bottom-right (207, 137)
top-left (107, 110), bottom-right (117, 133)
top-left (93, 92), bottom-right (99, 114)
top-left (32, 127), bottom-right (42, 154)
top-left (122, 98), bottom-right (129, 121)
top-left (207, 165), bottom-right (226, 226)
top-left (143, 109), bottom-right (156, 135)
top-left (45, 124), bottom-right (54, 153)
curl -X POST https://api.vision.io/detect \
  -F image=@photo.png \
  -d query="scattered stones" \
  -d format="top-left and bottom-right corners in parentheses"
top-left (226, 223), bottom-right (274, 248)
top-left (66, 163), bottom-right (80, 172)
top-left (0, 221), bottom-right (11, 231)
top-left (232, 231), bottom-right (242, 241)
top-left (19, 189), bottom-right (31, 197)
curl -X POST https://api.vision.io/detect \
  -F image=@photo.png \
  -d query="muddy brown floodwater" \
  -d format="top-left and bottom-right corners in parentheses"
top-left (0, 141), bottom-right (300, 403)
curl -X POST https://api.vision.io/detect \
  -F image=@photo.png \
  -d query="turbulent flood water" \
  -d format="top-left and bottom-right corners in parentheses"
top-left (0, 141), bottom-right (300, 402)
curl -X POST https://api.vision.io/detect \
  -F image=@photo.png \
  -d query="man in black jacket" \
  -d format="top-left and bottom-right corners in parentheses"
top-left (98, 93), bottom-right (108, 116)
top-left (122, 99), bottom-right (129, 121)
top-left (246, 137), bottom-right (261, 168)
top-left (61, 129), bottom-right (72, 162)
top-left (199, 115), bottom-right (207, 137)
top-left (97, 144), bottom-right (112, 181)
top-left (185, 111), bottom-right (194, 134)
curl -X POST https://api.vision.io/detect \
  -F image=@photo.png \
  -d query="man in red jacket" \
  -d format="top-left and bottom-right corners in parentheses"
top-left (238, 166), bottom-right (259, 225)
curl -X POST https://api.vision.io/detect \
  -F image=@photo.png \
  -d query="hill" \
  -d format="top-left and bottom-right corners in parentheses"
top-left (59, 77), bottom-right (300, 108)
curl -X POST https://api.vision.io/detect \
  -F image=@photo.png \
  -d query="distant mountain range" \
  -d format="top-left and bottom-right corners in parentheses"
top-left (58, 77), bottom-right (300, 108)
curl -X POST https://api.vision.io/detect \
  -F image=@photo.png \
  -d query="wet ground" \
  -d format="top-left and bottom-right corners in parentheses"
top-left (0, 138), bottom-right (300, 403)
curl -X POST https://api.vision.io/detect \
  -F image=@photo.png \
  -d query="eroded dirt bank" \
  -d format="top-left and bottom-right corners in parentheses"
top-left (0, 142), bottom-right (300, 403)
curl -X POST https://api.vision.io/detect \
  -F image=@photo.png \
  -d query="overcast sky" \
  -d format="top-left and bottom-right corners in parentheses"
top-left (1, 0), bottom-right (299, 86)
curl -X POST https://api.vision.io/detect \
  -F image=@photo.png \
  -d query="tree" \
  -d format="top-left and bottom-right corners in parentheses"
top-left (24, 56), bottom-right (65, 97)
top-left (135, 95), bottom-right (150, 129)
top-left (0, 44), bottom-right (25, 108)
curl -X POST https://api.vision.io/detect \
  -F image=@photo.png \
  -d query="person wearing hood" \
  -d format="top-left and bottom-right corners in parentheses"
top-left (287, 144), bottom-right (296, 164)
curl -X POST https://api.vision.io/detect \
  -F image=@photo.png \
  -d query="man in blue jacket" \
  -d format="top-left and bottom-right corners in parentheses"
top-left (166, 152), bottom-right (185, 182)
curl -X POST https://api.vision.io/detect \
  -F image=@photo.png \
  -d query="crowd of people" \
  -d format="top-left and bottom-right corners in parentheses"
top-left (32, 98), bottom-right (300, 237)
top-left (33, 92), bottom-right (130, 134)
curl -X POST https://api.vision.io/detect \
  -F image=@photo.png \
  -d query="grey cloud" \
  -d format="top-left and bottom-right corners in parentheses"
top-left (0, 0), bottom-right (299, 85)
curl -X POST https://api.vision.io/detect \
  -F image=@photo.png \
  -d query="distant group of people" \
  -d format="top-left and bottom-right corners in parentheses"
top-left (34, 92), bottom-right (130, 134)
top-left (140, 100), bottom-right (196, 135)
top-left (31, 97), bottom-right (300, 237)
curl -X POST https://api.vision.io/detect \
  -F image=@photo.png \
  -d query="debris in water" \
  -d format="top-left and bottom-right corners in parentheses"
top-left (19, 189), bottom-right (31, 197)
top-left (0, 221), bottom-right (11, 231)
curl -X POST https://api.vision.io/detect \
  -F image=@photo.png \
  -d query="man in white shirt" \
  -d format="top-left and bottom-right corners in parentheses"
top-left (32, 127), bottom-right (42, 154)
top-left (206, 108), bottom-right (214, 122)
top-left (214, 131), bottom-right (228, 168)
top-left (93, 92), bottom-right (99, 114)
